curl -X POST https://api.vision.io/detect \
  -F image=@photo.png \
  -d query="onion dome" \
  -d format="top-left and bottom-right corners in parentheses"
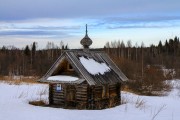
top-left (80, 24), bottom-right (93, 49)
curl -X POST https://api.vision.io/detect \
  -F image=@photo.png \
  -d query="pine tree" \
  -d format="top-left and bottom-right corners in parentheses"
top-left (158, 41), bottom-right (163, 54)
top-left (31, 42), bottom-right (37, 57)
top-left (164, 40), bottom-right (169, 54)
top-left (24, 45), bottom-right (30, 56)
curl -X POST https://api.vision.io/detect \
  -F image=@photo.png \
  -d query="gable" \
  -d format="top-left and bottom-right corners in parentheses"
top-left (40, 50), bottom-right (128, 86)
top-left (51, 58), bottom-right (78, 77)
top-left (39, 52), bottom-right (85, 84)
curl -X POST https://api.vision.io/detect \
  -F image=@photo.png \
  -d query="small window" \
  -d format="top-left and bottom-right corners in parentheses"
top-left (102, 85), bottom-right (109, 98)
top-left (67, 64), bottom-right (74, 71)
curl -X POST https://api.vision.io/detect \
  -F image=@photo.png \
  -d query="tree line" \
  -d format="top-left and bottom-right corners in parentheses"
top-left (104, 36), bottom-right (180, 94)
top-left (0, 41), bottom-right (68, 77)
top-left (104, 36), bottom-right (180, 79)
top-left (1, 37), bottom-right (180, 78)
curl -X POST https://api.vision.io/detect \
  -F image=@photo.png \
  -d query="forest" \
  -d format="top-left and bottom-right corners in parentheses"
top-left (0, 37), bottom-right (180, 94)
top-left (104, 36), bottom-right (180, 79)
top-left (0, 41), bottom-right (69, 77)
top-left (104, 36), bottom-right (180, 94)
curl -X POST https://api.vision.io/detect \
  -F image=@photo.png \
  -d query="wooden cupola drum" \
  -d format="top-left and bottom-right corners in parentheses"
top-left (39, 25), bottom-right (128, 109)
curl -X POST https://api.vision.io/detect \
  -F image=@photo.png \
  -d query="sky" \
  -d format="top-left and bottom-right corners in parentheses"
top-left (0, 0), bottom-right (180, 49)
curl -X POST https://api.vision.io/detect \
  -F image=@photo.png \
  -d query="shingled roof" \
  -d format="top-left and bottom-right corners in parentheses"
top-left (39, 25), bottom-right (128, 85)
top-left (39, 50), bottom-right (128, 86)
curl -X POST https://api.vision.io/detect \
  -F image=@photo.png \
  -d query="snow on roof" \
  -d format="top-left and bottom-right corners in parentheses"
top-left (79, 56), bottom-right (111, 75)
top-left (47, 75), bottom-right (79, 82)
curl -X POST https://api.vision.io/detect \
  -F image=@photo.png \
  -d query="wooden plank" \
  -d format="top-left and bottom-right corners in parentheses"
top-left (53, 98), bottom-right (64, 102)
top-left (53, 101), bottom-right (65, 105)
top-left (76, 102), bottom-right (87, 104)
top-left (76, 97), bottom-right (87, 100)
top-left (76, 98), bottom-right (87, 101)
top-left (76, 87), bottom-right (88, 90)
top-left (76, 95), bottom-right (87, 98)
top-left (53, 92), bottom-right (64, 95)
top-left (53, 92), bottom-right (64, 96)
top-left (53, 96), bottom-right (64, 99)
top-left (76, 88), bottom-right (87, 91)
top-left (53, 93), bottom-right (64, 97)
top-left (53, 96), bottom-right (64, 100)
top-left (76, 97), bottom-right (87, 101)
top-left (76, 94), bottom-right (87, 97)
top-left (76, 92), bottom-right (87, 95)
top-left (76, 93), bottom-right (87, 96)
top-left (52, 90), bottom-right (64, 94)
top-left (76, 86), bottom-right (87, 88)
top-left (76, 88), bottom-right (87, 90)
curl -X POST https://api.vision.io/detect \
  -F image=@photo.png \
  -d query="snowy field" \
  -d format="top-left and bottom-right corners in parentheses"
top-left (0, 80), bottom-right (180, 120)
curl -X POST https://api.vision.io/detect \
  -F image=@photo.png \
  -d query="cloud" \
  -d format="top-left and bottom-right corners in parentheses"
top-left (0, 30), bottom-right (53, 36)
top-left (93, 16), bottom-right (180, 29)
top-left (0, 26), bottom-right (81, 32)
top-left (0, 29), bottom-right (74, 38)
top-left (1, 0), bottom-right (180, 30)
top-left (104, 16), bottom-right (180, 23)
top-left (1, 16), bottom-right (180, 39)
top-left (107, 24), bottom-right (175, 29)
top-left (0, 0), bottom-right (180, 21)
top-left (0, 20), bottom-right (82, 38)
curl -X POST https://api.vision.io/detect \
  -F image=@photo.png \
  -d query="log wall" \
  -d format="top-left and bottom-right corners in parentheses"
top-left (92, 83), bottom-right (121, 109)
top-left (76, 82), bottom-right (88, 109)
top-left (49, 82), bottom-right (121, 109)
top-left (50, 83), bottom-right (65, 107)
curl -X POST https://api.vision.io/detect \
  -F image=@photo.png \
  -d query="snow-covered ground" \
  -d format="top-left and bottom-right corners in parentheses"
top-left (0, 80), bottom-right (180, 120)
